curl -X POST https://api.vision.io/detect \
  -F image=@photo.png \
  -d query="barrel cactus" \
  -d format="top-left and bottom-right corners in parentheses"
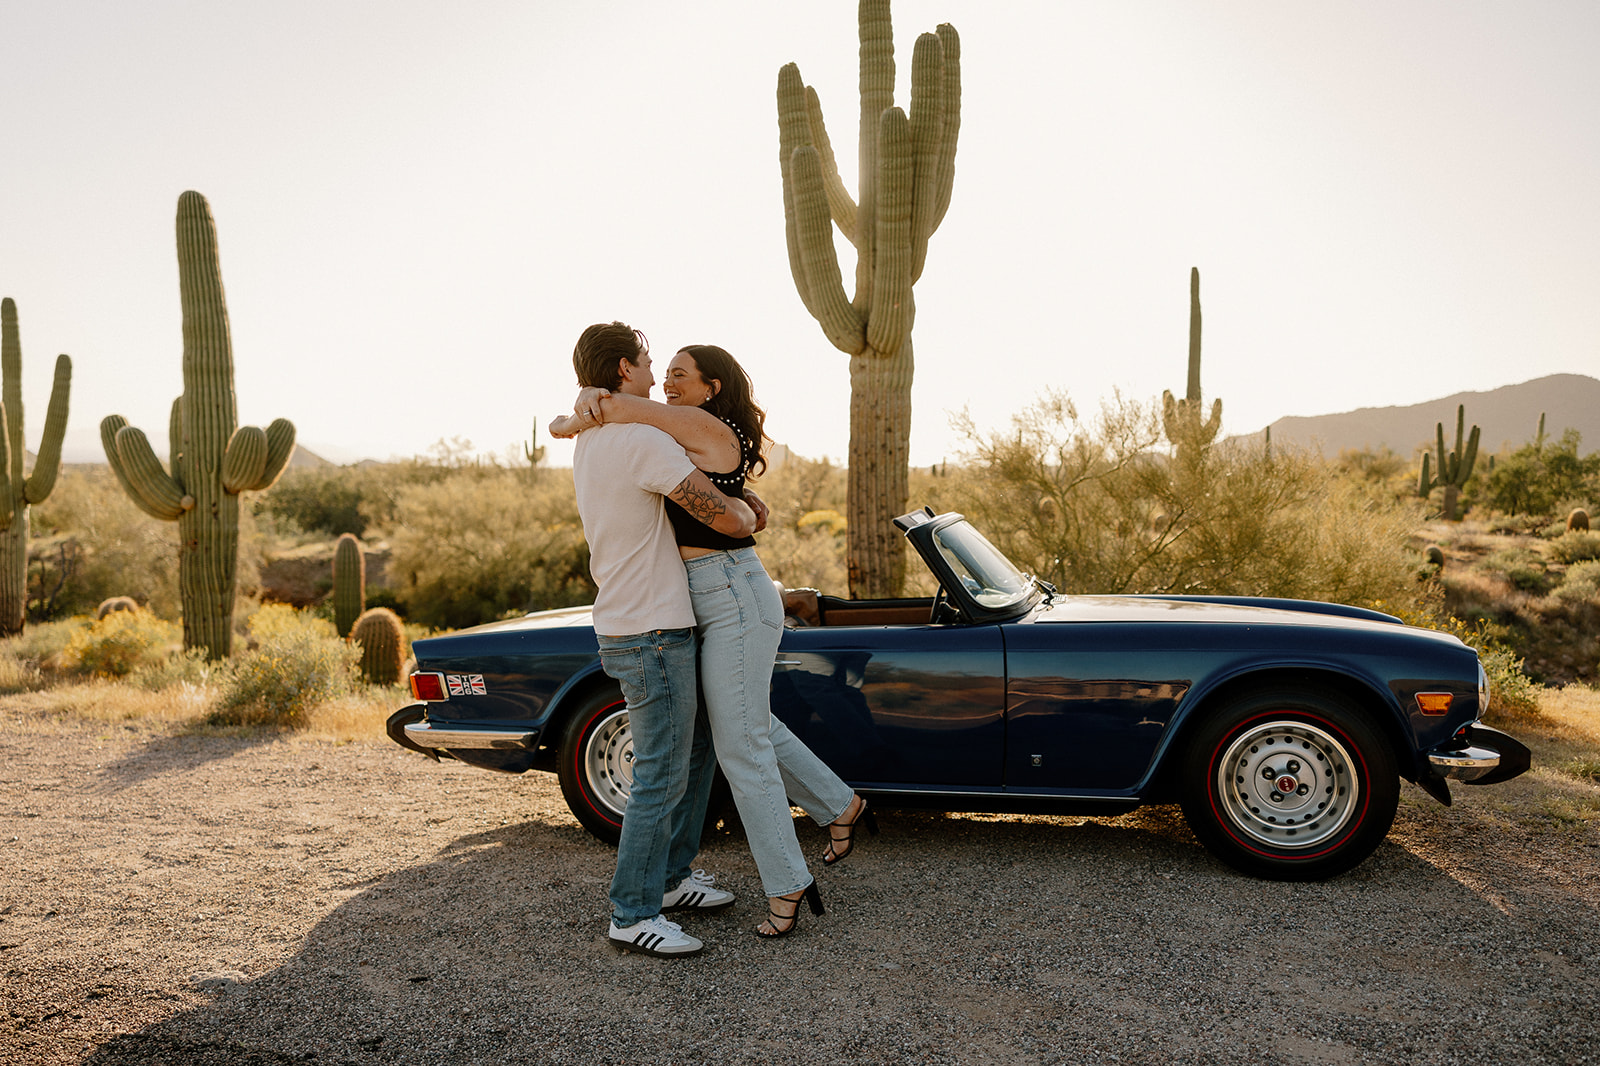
top-left (101, 191), bottom-right (296, 660)
top-left (352, 606), bottom-right (405, 685)
top-left (0, 299), bottom-right (71, 635)
top-left (332, 533), bottom-right (366, 637)
top-left (95, 596), bottom-right (139, 620)
top-left (1569, 508), bottom-right (1590, 534)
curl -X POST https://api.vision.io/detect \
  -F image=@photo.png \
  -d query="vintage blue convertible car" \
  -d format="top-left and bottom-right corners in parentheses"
top-left (387, 508), bottom-right (1529, 880)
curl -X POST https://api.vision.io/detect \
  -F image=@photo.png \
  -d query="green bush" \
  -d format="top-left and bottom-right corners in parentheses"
top-left (1469, 429), bottom-right (1600, 518)
top-left (1551, 561), bottom-right (1600, 605)
top-left (259, 466), bottom-right (370, 537)
top-left (213, 606), bottom-right (356, 727)
top-left (0, 648), bottom-right (45, 694)
top-left (388, 469), bottom-right (593, 630)
top-left (945, 389), bottom-right (1428, 613)
top-left (130, 646), bottom-right (231, 691)
top-left (1483, 548), bottom-right (1553, 594)
top-left (1549, 531), bottom-right (1600, 564)
top-left (61, 610), bottom-right (182, 678)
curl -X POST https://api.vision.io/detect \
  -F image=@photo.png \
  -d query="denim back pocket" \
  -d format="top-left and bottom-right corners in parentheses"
top-left (597, 646), bottom-right (646, 706)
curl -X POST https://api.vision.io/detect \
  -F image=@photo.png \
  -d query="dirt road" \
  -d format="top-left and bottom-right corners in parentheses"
top-left (3, 710), bottom-right (1597, 1065)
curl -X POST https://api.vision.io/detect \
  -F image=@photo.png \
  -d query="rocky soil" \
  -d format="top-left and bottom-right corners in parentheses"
top-left (2, 707), bottom-right (1598, 1066)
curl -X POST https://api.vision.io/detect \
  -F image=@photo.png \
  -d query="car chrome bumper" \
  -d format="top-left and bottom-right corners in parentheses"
top-left (1425, 723), bottom-right (1532, 786)
top-left (403, 722), bottom-right (538, 750)
top-left (1428, 745), bottom-right (1504, 782)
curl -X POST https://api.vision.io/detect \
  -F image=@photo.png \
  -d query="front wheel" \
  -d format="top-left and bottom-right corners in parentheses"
top-left (557, 689), bottom-right (633, 845)
top-left (1179, 689), bottom-right (1398, 881)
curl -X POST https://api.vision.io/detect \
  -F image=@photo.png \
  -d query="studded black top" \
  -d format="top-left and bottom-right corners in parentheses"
top-left (665, 414), bottom-right (758, 551)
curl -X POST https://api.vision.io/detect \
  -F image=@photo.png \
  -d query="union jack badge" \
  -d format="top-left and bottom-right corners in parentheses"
top-left (446, 674), bottom-right (487, 696)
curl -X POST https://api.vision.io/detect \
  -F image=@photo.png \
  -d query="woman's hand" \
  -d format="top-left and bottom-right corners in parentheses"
top-left (573, 387), bottom-right (610, 422)
top-left (547, 413), bottom-right (585, 438)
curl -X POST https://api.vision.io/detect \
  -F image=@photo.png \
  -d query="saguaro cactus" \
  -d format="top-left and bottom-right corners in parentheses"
top-left (1418, 404), bottom-right (1479, 521)
top-left (101, 191), bottom-right (296, 659)
top-left (1161, 268), bottom-right (1222, 464)
top-left (332, 533), bottom-right (365, 637)
top-left (777, 0), bottom-right (960, 597)
top-left (0, 299), bottom-right (71, 635)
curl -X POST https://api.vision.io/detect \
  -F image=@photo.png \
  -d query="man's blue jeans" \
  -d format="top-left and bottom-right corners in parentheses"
top-left (597, 627), bottom-right (717, 926)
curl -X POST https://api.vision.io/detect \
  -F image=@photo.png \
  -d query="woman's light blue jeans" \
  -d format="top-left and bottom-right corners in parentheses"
top-left (684, 547), bottom-right (855, 897)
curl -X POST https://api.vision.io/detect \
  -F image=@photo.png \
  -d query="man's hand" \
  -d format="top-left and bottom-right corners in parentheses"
top-left (744, 489), bottom-right (770, 534)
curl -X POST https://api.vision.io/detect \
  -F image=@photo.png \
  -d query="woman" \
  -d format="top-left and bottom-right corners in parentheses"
top-left (552, 344), bottom-right (875, 938)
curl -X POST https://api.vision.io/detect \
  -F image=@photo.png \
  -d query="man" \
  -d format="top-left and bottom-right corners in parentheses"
top-left (569, 321), bottom-right (756, 958)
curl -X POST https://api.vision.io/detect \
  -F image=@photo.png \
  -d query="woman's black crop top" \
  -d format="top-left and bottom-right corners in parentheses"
top-left (665, 415), bottom-right (757, 551)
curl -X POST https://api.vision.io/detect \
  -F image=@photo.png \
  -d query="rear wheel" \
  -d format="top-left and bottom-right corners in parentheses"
top-left (557, 689), bottom-right (632, 845)
top-left (1179, 689), bottom-right (1398, 881)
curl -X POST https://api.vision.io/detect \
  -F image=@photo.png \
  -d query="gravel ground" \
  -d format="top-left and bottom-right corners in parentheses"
top-left (2, 708), bottom-right (1598, 1066)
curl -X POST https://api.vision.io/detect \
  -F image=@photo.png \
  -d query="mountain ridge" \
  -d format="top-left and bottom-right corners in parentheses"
top-left (1264, 374), bottom-right (1600, 458)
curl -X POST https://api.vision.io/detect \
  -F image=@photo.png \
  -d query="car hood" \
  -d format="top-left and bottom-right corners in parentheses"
top-left (1032, 594), bottom-right (1460, 638)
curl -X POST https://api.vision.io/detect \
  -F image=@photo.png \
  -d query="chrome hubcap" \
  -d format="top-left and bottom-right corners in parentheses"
top-left (1216, 719), bottom-right (1359, 849)
top-left (583, 708), bottom-right (633, 817)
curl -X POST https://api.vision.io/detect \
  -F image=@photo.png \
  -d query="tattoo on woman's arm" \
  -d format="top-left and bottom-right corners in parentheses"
top-left (672, 477), bottom-right (727, 526)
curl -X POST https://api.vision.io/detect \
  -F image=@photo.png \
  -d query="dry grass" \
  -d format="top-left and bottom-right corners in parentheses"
top-left (1, 676), bottom-right (406, 743)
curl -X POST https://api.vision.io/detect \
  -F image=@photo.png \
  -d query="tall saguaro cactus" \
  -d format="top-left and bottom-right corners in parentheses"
top-left (102, 191), bottom-right (296, 659)
top-left (1418, 404), bottom-right (1480, 522)
top-left (0, 299), bottom-right (71, 635)
top-left (1161, 268), bottom-right (1222, 465)
top-left (777, 0), bottom-right (960, 597)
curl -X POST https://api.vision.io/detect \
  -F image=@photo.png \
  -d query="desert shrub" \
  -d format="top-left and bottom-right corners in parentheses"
top-left (213, 606), bottom-right (356, 727)
top-left (129, 646), bottom-right (230, 691)
top-left (1550, 531), bottom-right (1600, 564)
top-left (61, 610), bottom-right (182, 678)
top-left (1482, 548), bottom-right (1554, 593)
top-left (28, 467), bottom-right (179, 620)
top-left (387, 469), bottom-right (593, 630)
top-left (2, 618), bottom-right (86, 669)
top-left (259, 466), bottom-right (370, 537)
top-left (1551, 561), bottom-right (1600, 605)
top-left (945, 390), bottom-right (1428, 612)
top-left (1470, 429), bottom-right (1600, 518)
top-left (0, 648), bottom-right (45, 693)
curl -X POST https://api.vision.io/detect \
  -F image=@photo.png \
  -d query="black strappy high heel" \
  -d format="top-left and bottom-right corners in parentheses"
top-left (756, 881), bottom-right (824, 939)
top-left (822, 794), bottom-right (878, 866)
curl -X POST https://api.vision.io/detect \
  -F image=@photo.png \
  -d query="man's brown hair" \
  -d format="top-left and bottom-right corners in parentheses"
top-left (573, 321), bottom-right (647, 391)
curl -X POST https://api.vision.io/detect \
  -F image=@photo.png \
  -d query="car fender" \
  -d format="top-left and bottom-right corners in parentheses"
top-left (1139, 655), bottom-right (1414, 795)
top-left (539, 658), bottom-right (616, 735)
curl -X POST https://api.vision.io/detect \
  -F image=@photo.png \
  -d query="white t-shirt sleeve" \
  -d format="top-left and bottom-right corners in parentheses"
top-left (622, 425), bottom-right (697, 496)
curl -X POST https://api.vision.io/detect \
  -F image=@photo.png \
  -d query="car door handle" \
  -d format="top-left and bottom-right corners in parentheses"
top-left (774, 659), bottom-right (803, 667)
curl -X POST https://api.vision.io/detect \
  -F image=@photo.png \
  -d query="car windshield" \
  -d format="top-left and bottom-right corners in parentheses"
top-left (931, 521), bottom-right (1035, 609)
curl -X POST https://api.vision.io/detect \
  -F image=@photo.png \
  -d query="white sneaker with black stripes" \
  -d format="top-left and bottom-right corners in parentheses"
top-left (661, 869), bottom-right (736, 913)
top-left (608, 915), bottom-right (704, 958)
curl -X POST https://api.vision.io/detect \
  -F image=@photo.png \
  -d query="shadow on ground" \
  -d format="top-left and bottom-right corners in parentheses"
top-left (74, 801), bottom-right (1600, 1066)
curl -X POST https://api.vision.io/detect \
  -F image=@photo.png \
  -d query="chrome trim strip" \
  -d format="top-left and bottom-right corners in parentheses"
top-left (403, 722), bottom-right (537, 750)
top-left (1427, 745), bottom-right (1502, 782)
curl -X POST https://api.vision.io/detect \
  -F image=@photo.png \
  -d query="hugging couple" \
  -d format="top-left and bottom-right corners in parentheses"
top-left (552, 321), bottom-right (875, 958)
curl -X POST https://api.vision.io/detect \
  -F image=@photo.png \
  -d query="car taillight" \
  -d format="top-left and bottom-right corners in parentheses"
top-left (410, 672), bottom-right (447, 701)
top-left (1415, 692), bottom-right (1453, 716)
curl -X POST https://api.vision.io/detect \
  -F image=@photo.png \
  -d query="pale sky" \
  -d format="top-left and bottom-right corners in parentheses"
top-left (2, 1), bottom-right (1596, 467)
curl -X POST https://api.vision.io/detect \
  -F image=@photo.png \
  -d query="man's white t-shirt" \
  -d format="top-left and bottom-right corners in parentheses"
top-left (573, 423), bottom-right (697, 636)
